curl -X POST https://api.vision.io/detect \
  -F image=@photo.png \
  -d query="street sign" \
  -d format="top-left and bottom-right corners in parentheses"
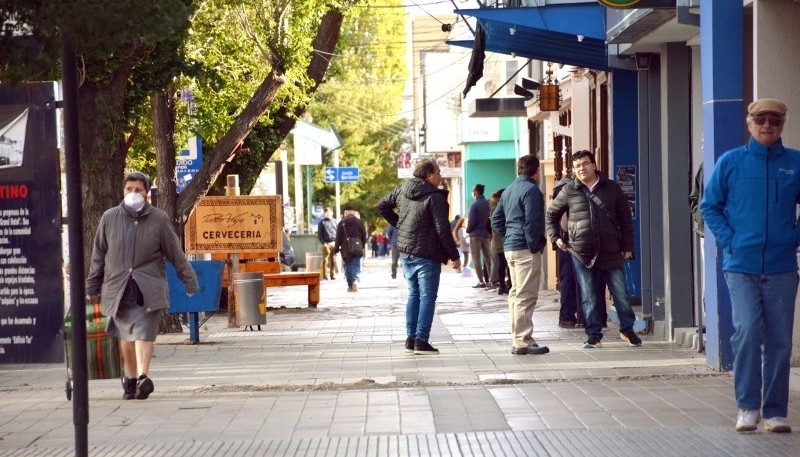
top-left (338, 167), bottom-right (359, 182)
top-left (324, 167), bottom-right (337, 183)
top-left (324, 167), bottom-right (360, 183)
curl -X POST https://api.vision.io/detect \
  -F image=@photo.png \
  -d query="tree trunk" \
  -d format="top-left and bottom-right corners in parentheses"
top-left (220, 10), bottom-right (345, 184)
top-left (151, 89), bottom-right (184, 334)
top-left (79, 58), bottom-right (138, 277)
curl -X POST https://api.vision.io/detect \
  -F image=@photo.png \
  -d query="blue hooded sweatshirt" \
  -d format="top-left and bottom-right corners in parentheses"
top-left (701, 136), bottom-right (800, 275)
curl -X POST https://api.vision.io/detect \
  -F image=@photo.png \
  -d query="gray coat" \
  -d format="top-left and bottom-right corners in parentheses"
top-left (86, 202), bottom-right (198, 317)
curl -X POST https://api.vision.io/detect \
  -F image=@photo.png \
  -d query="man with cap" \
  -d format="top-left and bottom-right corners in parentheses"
top-left (702, 98), bottom-right (800, 433)
top-left (86, 171), bottom-right (198, 400)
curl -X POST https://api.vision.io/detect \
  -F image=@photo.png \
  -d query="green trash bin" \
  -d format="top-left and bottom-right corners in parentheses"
top-left (233, 272), bottom-right (266, 329)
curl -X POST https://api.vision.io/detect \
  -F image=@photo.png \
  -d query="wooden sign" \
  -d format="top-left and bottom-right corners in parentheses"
top-left (185, 195), bottom-right (282, 253)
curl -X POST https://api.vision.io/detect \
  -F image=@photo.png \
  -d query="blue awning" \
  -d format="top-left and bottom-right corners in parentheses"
top-left (451, 4), bottom-right (609, 70)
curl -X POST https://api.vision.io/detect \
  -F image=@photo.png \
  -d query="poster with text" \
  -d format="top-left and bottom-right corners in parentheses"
top-left (0, 83), bottom-right (63, 363)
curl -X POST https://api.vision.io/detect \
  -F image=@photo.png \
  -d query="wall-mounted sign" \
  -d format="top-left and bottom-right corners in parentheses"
top-left (599, 0), bottom-right (675, 8)
top-left (184, 196), bottom-right (282, 253)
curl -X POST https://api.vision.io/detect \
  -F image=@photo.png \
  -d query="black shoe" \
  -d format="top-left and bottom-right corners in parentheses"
top-left (575, 322), bottom-right (586, 328)
top-left (620, 330), bottom-right (643, 347)
top-left (497, 286), bottom-right (508, 295)
top-left (135, 374), bottom-right (154, 400)
top-left (322, 276), bottom-right (329, 280)
top-left (472, 283), bottom-right (487, 289)
top-left (413, 339), bottom-right (439, 355)
top-left (122, 377), bottom-right (137, 400)
top-left (404, 336), bottom-right (415, 354)
top-left (558, 320), bottom-right (577, 328)
top-left (511, 343), bottom-right (550, 355)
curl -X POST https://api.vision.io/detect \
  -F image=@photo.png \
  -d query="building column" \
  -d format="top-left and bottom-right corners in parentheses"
top-left (700, 1), bottom-right (743, 371)
top-left (659, 43), bottom-right (694, 336)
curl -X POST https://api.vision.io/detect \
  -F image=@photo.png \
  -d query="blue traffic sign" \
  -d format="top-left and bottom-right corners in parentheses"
top-left (338, 167), bottom-right (359, 182)
top-left (324, 167), bottom-right (337, 182)
top-left (324, 167), bottom-right (360, 183)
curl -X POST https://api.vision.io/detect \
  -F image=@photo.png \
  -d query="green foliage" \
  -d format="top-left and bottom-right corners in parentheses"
top-left (307, 0), bottom-right (408, 230)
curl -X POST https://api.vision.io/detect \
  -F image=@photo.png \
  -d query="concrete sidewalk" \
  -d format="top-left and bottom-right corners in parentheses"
top-left (2, 256), bottom-right (800, 456)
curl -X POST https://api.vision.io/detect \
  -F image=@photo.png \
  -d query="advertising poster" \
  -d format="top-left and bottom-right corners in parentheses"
top-left (615, 164), bottom-right (637, 219)
top-left (0, 83), bottom-right (63, 363)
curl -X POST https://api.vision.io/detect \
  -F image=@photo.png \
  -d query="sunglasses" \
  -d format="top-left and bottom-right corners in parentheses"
top-left (751, 115), bottom-right (785, 127)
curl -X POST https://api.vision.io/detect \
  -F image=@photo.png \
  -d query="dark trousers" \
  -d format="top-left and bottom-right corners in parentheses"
top-left (495, 252), bottom-right (509, 288)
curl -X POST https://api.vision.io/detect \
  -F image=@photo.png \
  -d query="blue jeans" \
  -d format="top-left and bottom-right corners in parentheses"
top-left (724, 271), bottom-right (798, 418)
top-left (343, 256), bottom-right (362, 285)
top-left (400, 254), bottom-right (441, 342)
top-left (572, 258), bottom-right (636, 339)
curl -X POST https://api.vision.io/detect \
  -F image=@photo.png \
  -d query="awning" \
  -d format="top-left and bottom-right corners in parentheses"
top-left (451, 4), bottom-right (609, 71)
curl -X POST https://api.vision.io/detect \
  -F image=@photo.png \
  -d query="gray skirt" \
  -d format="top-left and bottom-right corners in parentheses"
top-left (106, 279), bottom-right (162, 342)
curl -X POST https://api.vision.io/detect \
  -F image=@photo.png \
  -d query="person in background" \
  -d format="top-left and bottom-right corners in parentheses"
top-left (316, 207), bottom-right (338, 280)
top-left (546, 150), bottom-right (640, 350)
top-left (491, 155), bottom-right (549, 356)
top-left (701, 98), bottom-right (800, 433)
top-left (377, 159), bottom-right (460, 355)
top-left (466, 184), bottom-right (493, 289)
top-left (452, 215), bottom-right (470, 273)
top-left (386, 223), bottom-right (400, 279)
top-left (489, 189), bottom-right (510, 295)
top-left (86, 171), bottom-right (198, 401)
top-left (334, 204), bottom-right (367, 292)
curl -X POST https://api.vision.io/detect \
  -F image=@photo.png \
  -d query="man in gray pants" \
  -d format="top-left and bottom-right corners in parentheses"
top-left (467, 184), bottom-right (493, 288)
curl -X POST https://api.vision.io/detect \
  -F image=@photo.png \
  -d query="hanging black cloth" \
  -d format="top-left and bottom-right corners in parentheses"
top-left (462, 23), bottom-right (485, 98)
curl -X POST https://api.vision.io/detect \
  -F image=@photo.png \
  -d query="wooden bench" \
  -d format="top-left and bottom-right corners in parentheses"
top-left (263, 272), bottom-right (320, 307)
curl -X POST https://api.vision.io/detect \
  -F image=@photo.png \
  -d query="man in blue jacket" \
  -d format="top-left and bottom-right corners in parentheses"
top-left (491, 155), bottom-right (549, 355)
top-left (701, 98), bottom-right (800, 434)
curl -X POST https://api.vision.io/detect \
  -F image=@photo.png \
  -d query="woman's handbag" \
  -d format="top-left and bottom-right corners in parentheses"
top-left (342, 222), bottom-right (365, 257)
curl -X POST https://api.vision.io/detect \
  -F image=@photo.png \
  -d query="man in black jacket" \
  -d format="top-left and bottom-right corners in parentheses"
top-left (545, 150), bottom-right (641, 349)
top-left (334, 204), bottom-right (367, 292)
top-left (377, 159), bottom-right (461, 355)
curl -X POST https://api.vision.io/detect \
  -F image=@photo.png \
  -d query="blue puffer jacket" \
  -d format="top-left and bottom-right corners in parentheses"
top-left (491, 175), bottom-right (546, 254)
top-left (701, 136), bottom-right (800, 275)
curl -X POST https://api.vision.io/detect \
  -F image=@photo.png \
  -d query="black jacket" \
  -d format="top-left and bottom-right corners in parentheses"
top-left (334, 215), bottom-right (367, 260)
top-left (376, 178), bottom-right (459, 264)
top-left (545, 175), bottom-right (634, 270)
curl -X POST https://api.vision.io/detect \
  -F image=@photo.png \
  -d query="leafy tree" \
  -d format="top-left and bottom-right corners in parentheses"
top-left (306, 0), bottom-right (409, 231)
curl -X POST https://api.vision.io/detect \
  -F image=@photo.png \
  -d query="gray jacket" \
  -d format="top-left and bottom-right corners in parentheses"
top-left (86, 202), bottom-right (198, 317)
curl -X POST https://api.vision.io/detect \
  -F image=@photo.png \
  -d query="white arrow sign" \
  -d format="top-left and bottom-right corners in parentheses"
top-left (292, 120), bottom-right (343, 150)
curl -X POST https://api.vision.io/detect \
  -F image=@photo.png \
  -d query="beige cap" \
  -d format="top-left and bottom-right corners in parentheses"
top-left (748, 98), bottom-right (787, 117)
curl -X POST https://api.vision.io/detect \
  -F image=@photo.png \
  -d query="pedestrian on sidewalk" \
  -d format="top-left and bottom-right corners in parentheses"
top-left (377, 159), bottom-right (460, 355)
top-left (334, 204), bottom-right (367, 292)
top-left (491, 155), bottom-right (549, 355)
top-left (701, 98), bottom-right (800, 434)
top-left (489, 188), bottom-right (510, 295)
top-left (85, 171), bottom-right (198, 400)
top-left (451, 215), bottom-right (470, 273)
top-left (467, 184), bottom-right (493, 289)
top-left (545, 150), bottom-right (640, 350)
top-left (386, 223), bottom-right (400, 279)
top-left (317, 207), bottom-right (338, 280)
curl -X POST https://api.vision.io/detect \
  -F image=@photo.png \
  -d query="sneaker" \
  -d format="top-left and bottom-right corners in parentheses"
top-left (472, 283), bottom-right (487, 289)
top-left (404, 336), bottom-right (415, 354)
top-left (121, 377), bottom-right (137, 400)
top-left (735, 409), bottom-right (761, 432)
top-left (135, 374), bottom-right (154, 400)
top-left (558, 320), bottom-right (577, 328)
top-left (582, 336), bottom-right (603, 349)
top-left (413, 339), bottom-right (439, 355)
top-left (511, 343), bottom-right (550, 355)
top-left (764, 416), bottom-right (791, 433)
top-left (620, 330), bottom-right (643, 347)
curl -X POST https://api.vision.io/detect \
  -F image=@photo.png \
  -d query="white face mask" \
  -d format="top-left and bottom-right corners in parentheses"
top-left (123, 192), bottom-right (145, 211)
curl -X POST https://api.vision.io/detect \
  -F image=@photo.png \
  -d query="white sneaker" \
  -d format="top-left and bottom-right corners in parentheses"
top-left (735, 409), bottom-right (761, 432)
top-left (764, 416), bottom-right (792, 433)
